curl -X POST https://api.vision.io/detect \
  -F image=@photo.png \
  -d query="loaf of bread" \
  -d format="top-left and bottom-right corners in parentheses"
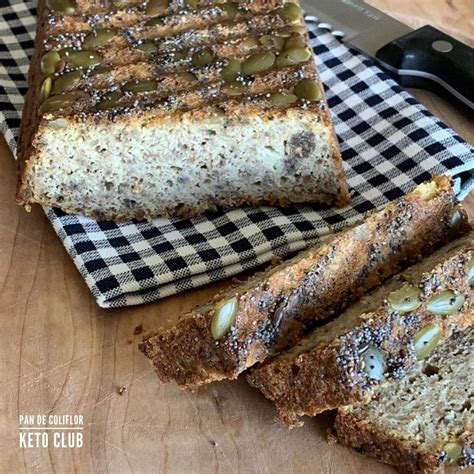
top-left (16, 0), bottom-right (349, 220)
top-left (139, 176), bottom-right (466, 389)
top-left (333, 326), bottom-right (473, 473)
top-left (247, 232), bottom-right (474, 427)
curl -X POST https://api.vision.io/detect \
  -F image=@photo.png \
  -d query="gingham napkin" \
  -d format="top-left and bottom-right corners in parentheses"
top-left (1, 1), bottom-right (473, 307)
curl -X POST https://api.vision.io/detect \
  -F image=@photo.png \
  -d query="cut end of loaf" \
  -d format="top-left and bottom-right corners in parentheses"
top-left (334, 327), bottom-right (474, 473)
top-left (18, 107), bottom-right (348, 220)
top-left (16, 0), bottom-right (350, 220)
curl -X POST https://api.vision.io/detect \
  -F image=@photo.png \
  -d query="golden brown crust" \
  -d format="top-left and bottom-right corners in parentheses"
top-left (16, 0), bottom-right (50, 208)
top-left (139, 177), bottom-right (466, 388)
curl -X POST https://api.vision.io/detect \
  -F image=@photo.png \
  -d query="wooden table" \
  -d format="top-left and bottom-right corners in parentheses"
top-left (1, 1), bottom-right (473, 472)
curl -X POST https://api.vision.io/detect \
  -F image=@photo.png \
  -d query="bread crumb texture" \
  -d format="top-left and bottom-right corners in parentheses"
top-left (335, 326), bottom-right (473, 473)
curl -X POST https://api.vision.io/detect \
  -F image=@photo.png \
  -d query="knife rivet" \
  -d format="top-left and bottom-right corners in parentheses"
top-left (432, 40), bottom-right (453, 53)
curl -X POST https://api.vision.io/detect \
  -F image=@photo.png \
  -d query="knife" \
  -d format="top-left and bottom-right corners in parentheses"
top-left (299, 0), bottom-right (474, 110)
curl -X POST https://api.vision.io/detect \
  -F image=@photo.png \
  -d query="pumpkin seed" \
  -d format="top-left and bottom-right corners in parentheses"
top-left (146, 0), bottom-right (169, 16)
top-left (170, 51), bottom-right (187, 62)
top-left (176, 71), bottom-right (197, 83)
top-left (275, 47), bottom-right (311, 67)
top-left (294, 78), bottom-right (322, 101)
top-left (284, 35), bottom-right (306, 49)
top-left (46, 0), bottom-right (75, 14)
top-left (240, 36), bottom-right (260, 53)
top-left (40, 77), bottom-right (52, 103)
top-left (443, 442), bottom-right (462, 464)
top-left (413, 323), bottom-right (441, 360)
top-left (211, 296), bottom-right (239, 340)
top-left (222, 2), bottom-right (242, 19)
top-left (82, 28), bottom-right (117, 49)
top-left (40, 50), bottom-right (61, 75)
top-left (268, 91), bottom-right (297, 106)
top-left (64, 50), bottom-right (102, 69)
top-left (278, 25), bottom-right (307, 36)
top-left (122, 79), bottom-right (157, 93)
top-left (39, 92), bottom-right (82, 114)
top-left (185, 0), bottom-right (198, 7)
top-left (222, 81), bottom-right (247, 96)
top-left (448, 209), bottom-right (467, 238)
top-left (259, 35), bottom-right (286, 49)
top-left (89, 64), bottom-right (114, 77)
top-left (277, 2), bottom-right (302, 24)
top-left (191, 49), bottom-right (213, 68)
top-left (136, 42), bottom-right (158, 54)
top-left (361, 346), bottom-right (386, 381)
top-left (52, 70), bottom-right (83, 94)
top-left (220, 58), bottom-right (241, 82)
top-left (96, 91), bottom-right (123, 111)
top-left (468, 257), bottom-right (474, 286)
top-left (427, 290), bottom-right (465, 315)
top-left (58, 47), bottom-right (74, 57)
top-left (241, 51), bottom-right (275, 75)
top-left (387, 283), bottom-right (422, 314)
top-left (290, 25), bottom-right (307, 34)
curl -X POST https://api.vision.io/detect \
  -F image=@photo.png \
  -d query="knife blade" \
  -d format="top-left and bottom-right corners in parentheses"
top-left (300, 0), bottom-right (474, 110)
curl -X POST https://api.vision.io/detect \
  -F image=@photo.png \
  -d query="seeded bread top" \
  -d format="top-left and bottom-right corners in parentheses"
top-left (35, 0), bottom-right (326, 120)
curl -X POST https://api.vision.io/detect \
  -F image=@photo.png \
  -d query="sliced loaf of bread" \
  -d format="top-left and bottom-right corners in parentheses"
top-left (17, 0), bottom-right (349, 220)
top-left (333, 326), bottom-right (473, 473)
top-left (246, 232), bottom-right (474, 427)
top-left (139, 177), bottom-right (466, 388)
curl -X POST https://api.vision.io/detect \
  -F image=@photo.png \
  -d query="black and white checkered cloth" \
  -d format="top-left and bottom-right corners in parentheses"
top-left (1, 1), bottom-right (473, 307)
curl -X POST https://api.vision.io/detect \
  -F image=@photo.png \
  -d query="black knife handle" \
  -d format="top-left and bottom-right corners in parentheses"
top-left (375, 25), bottom-right (474, 110)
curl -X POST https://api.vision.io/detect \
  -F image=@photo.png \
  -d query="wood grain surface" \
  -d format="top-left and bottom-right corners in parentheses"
top-left (368, 0), bottom-right (474, 47)
top-left (1, 1), bottom-right (473, 473)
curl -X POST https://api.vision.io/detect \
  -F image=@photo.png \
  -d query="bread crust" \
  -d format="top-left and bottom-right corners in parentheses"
top-left (15, 0), bottom-right (50, 209)
top-left (333, 405), bottom-right (474, 474)
top-left (16, 0), bottom-right (349, 220)
top-left (331, 410), bottom-right (444, 473)
top-left (139, 177), bottom-right (466, 389)
top-left (246, 235), bottom-right (474, 427)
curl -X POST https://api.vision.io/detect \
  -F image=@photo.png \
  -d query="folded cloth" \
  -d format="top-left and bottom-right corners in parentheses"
top-left (1, 0), bottom-right (473, 308)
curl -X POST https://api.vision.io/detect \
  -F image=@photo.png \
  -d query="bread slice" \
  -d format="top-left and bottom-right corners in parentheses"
top-left (139, 176), bottom-right (467, 389)
top-left (16, 0), bottom-right (349, 220)
top-left (333, 326), bottom-right (473, 473)
top-left (246, 232), bottom-right (474, 427)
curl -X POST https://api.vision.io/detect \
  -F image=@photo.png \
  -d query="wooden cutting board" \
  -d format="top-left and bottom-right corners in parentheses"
top-left (1, 1), bottom-right (473, 472)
